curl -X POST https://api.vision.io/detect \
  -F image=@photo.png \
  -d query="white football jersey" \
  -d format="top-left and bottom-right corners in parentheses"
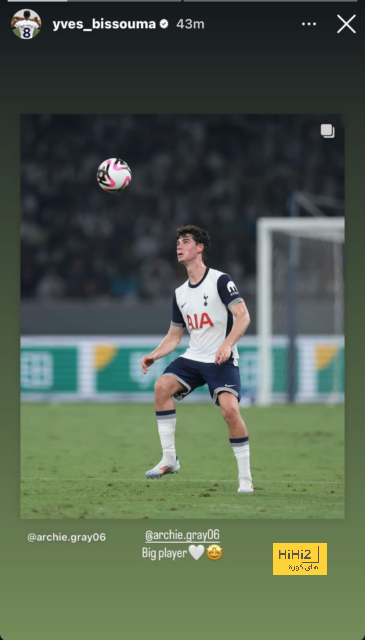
top-left (16, 20), bottom-right (39, 39)
top-left (171, 268), bottom-right (244, 364)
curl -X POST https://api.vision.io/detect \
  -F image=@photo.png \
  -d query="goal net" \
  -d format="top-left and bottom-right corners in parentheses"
top-left (257, 217), bottom-right (344, 405)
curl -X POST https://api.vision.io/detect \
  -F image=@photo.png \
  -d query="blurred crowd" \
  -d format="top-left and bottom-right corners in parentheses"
top-left (21, 115), bottom-right (344, 302)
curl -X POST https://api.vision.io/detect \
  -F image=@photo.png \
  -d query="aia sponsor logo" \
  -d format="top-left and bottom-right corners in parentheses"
top-left (187, 313), bottom-right (213, 329)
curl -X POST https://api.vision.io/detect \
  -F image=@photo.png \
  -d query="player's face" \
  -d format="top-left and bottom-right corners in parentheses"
top-left (176, 235), bottom-right (203, 265)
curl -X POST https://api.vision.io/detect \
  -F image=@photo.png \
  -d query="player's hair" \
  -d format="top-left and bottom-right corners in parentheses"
top-left (23, 10), bottom-right (31, 18)
top-left (176, 225), bottom-right (211, 262)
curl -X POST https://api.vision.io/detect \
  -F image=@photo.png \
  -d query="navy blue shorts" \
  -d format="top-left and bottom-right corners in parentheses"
top-left (162, 356), bottom-right (241, 406)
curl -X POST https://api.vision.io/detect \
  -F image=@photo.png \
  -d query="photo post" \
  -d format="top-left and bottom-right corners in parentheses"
top-left (21, 114), bottom-right (344, 520)
top-left (1, 2), bottom-right (363, 639)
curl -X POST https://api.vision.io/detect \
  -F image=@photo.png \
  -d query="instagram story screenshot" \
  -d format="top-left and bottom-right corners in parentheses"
top-left (1, 0), bottom-right (364, 639)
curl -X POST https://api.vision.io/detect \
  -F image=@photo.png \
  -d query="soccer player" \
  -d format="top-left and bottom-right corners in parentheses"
top-left (141, 225), bottom-right (253, 493)
top-left (13, 11), bottom-right (40, 39)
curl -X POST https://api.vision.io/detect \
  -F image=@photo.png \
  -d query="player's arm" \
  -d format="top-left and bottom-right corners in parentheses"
top-left (141, 292), bottom-right (185, 373)
top-left (215, 274), bottom-right (250, 364)
top-left (141, 325), bottom-right (184, 374)
top-left (215, 301), bottom-right (250, 365)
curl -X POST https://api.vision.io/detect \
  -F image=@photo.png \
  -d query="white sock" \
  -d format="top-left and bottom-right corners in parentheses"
top-left (156, 410), bottom-right (176, 463)
top-left (230, 437), bottom-right (252, 485)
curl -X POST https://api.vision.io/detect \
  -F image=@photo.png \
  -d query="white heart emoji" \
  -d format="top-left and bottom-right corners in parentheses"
top-left (188, 544), bottom-right (205, 561)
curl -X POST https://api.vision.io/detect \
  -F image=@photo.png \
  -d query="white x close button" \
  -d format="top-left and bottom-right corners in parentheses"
top-left (337, 15), bottom-right (356, 34)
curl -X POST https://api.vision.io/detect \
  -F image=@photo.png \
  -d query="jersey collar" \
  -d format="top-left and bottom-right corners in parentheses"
top-left (188, 267), bottom-right (210, 289)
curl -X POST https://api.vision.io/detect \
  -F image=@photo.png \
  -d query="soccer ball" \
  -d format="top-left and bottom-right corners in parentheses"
top-left (96, 158), bottom-right (132, 193)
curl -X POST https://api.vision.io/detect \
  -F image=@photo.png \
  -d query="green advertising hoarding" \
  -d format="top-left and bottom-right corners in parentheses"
top-left (20, 347), bottom-right (78, 394)
top-left (21, 336), bottom-right (344, 402)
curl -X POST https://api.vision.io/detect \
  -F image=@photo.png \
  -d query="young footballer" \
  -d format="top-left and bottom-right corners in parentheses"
top-left (141, 225), bottom-right (253, 493)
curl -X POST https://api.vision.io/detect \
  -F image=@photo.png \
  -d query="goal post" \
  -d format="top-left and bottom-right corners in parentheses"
top-left (257, 217), bottom-right (345, 406)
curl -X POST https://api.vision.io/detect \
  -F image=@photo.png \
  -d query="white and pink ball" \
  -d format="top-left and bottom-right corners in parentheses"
top-left (96, 158), bottom-right (132, 193)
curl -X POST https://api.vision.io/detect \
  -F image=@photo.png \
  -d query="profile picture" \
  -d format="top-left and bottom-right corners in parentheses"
top-left (11, 8), bottom-right (41, 39)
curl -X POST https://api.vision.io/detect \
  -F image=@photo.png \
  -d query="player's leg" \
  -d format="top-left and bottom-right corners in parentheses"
top-left (218, 391), bottom-right (253, 493)
top-left (218, 391), bottom-right (248, 439)
top-left (146, 358), bottom-right (204, 479)
top-left (154, 374), bottom-right (184, 413)
top-left (204, 359), bottom-right (254, 493)
top-left (145, 375), bottom-right (184, 478)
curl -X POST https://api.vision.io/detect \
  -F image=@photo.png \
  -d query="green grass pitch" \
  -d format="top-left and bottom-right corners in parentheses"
top-left (21, 403), bottom-right (344, 519)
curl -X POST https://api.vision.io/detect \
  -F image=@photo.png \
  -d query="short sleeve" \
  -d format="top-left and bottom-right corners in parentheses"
top-left (217, 274), bottom-right (244, 310)
top-left (171, 292), bottom-right (186, 328)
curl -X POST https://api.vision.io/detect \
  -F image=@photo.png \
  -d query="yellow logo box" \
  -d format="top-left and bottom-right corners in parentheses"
top-left (273, 543), bottom-right (327, 575)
